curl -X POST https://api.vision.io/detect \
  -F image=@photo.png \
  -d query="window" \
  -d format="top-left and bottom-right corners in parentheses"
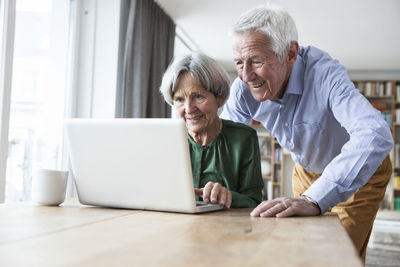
top-left (5, 0), bottom-right (70, 202)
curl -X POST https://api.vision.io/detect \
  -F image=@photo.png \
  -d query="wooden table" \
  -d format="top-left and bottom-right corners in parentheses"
top-left (0, 199), bottom-right (362, 267)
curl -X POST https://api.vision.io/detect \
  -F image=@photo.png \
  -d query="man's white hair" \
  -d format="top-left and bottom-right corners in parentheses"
top-left (233, 5), bottom-right (298, 61)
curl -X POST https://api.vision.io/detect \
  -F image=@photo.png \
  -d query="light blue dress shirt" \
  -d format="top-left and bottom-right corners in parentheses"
top-left (220, 46), bottom-right (393, 213)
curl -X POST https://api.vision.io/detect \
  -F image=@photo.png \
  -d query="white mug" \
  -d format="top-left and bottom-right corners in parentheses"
top-left (31, 168), bottom-right (69, 206)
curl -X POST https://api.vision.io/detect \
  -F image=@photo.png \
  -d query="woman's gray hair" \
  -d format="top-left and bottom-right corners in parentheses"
top-left (233, 5), bottom-right (298, 62)
top-left (159, 53), bottom-right (230, 106)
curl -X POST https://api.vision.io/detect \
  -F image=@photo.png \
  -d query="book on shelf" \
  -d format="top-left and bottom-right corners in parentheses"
top-left (375, 82), bottom-right (384, 96)
top-left (357, 81), bottom-right (365, 95)
top-left (395, 198), bottom-right (400, 211)
top-left (274, 147), bottom-right (281, 162)
top-left (365, 82), bottom-right (373, 96)
top-left (385, 81), bottom-right (392, 96)
top-left (358, 81), bottom-right (395, 97)
top-left (382, 113), bottom-right (392, 126)
top-left (273, 165), bottom-right (280, 182)
top-left (393, 176), bottom-right (400, 189)
top-left (396, 109), bottom-right (400, 123)
top-left (396, 84), bottom-right (400, 102)
top-left (395, 144), bottom-right (400, 168)
top-left (353, 81), bottom-right (360, 93)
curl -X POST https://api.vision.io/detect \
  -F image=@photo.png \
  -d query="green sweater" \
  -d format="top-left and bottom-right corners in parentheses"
top-left (188, 119), bottom-right (264, 208)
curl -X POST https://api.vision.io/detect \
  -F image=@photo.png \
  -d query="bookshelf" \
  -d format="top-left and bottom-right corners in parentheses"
top-left (352, 80), bottom-right (400, 210)
top-left (251, 122), bottom-right (284, 201)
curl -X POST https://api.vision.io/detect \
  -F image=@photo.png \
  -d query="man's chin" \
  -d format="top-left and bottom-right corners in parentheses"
top-left (251, 91), bottom-right (269, 102)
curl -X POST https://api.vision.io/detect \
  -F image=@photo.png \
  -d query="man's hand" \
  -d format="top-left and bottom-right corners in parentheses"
top-left (250, 196), bottom-right (320, 217)
top-left (194, 182), bottom-right (232, 208)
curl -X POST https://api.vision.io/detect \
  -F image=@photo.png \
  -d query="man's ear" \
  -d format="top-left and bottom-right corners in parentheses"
top-left (287, 41), bottom-right (299, 63)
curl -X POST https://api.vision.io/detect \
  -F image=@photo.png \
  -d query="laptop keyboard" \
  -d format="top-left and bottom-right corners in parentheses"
top-left (196, 201), bottom-right (218, 207)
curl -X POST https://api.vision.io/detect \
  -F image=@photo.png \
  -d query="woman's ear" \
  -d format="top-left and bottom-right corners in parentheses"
top-left (217, 97), bottom-right (225, 107)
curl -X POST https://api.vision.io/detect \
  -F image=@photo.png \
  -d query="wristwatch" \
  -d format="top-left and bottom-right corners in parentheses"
top-left (301, 195), bottom-right (321, 215)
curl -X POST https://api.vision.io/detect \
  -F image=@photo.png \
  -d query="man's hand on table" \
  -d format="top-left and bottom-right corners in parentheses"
top-left (250, 196), bottom-right (321, 217)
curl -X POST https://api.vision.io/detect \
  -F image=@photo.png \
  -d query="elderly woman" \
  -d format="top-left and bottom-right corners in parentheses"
top-left (159, 53), bottom-right (263, 208)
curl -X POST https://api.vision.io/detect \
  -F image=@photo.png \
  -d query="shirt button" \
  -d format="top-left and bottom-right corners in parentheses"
top-left (284, 122), bottom-right (288, 126)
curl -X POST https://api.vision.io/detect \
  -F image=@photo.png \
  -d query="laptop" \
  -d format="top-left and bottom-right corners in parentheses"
top-left (64, 118), bottom-right (224, 213)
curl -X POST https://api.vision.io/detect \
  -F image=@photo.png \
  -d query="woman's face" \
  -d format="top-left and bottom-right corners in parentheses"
top-left (173, 73), bottom-right (224, 135)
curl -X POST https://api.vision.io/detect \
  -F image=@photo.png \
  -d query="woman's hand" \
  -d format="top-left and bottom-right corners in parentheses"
top-left (194, 182), bottom-right (232, 208)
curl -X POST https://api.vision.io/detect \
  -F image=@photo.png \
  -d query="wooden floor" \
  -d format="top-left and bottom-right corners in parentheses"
top-left (366, 248), bottom-right (400, 267)
top-left (366, 211), bottom-right (400, 267)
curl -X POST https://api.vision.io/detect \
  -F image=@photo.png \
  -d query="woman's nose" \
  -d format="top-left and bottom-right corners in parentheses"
top-left (184, 100), bottom-right (195, 113)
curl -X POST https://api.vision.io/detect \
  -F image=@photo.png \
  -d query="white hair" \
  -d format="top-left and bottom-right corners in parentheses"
top-left (159, 53), bottom-right (230, 106)
top-left (233, 5), bottom-right (298, 61)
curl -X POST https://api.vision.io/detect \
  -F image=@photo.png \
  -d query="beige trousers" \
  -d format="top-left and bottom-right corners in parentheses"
top-left (292, 156), bottom-right (391, 262)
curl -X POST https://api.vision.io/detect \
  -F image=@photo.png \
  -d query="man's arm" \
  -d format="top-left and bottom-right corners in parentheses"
top-left (251, 63), bottom-right (393, 217)
top-left (302, 66), bottom-right (393, 213)
top-left (220, 77), bottom-right (252, 123)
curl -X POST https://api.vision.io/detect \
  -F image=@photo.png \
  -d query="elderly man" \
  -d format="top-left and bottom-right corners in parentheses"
top-left (220, 5), bottom-right (393, 260)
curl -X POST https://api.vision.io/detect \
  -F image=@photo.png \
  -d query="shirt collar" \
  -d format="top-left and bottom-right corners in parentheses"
top-left (284, 54), bottom-right (304, 96)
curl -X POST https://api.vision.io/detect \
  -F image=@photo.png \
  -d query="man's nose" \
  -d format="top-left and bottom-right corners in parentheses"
top-left (241, 63), bottom-right (255, 82)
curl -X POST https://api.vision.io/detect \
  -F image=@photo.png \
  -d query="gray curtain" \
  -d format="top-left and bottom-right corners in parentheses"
top-left (116, 0), bottom-right (175, 118)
